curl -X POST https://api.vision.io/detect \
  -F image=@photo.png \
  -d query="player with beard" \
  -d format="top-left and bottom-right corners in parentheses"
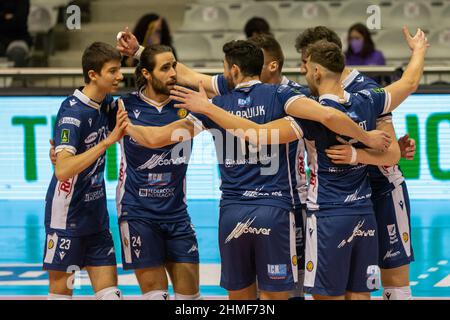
top-left (113, 45), bottom-right (201, 300)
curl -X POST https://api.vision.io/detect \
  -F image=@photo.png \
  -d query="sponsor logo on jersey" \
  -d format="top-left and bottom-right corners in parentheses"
top-left (137, 152), bottom-right (187, 171)
top-left (57, 178), bottom-right (74, 198)
top-left (225, 217), bottom-right (271, 243)
top-left (267, 264), bottom-right (287, 280)
top-left (59, 252), bottom-right (66, 261)
top-left (139, 188), bottom-right (175, 198)
top-left (148, 172), bottom-right (171, 186)
top-left (177, 108), bottom-right (188, 119)
top-left (237, 96), bottom-right (252, 108)
top-left (88, 118), bottom-right (92, 127)
top-left (356, 76), bottom-right (365, 83)
top-left (90, 172), bottom-right (104, 188)
top-left (224, 153), bottom-right (276, 168)
top-left (338, 220), bottom-right (375, 248)
top-left (84, 189), bottom-right (105, 202)
top-left (383, 249), bottom-right (401, 261)
top-left (84, 132), bottom-right (98, 144)
top-left (242, 186), bottom-right (283, 198)
top-left (133, 109), bottom-right (141, 119)
top-left (387, 224), bottom-right (399, 245)
top-left (306, 261), bottom-right (314, 272)
top-left (188, 244), bottom-right (198, 254)
top-left (402, 232), bottom-right (409, 243)
top-left (134, 249), bottom-right (141, 258)
top-left (69, 99), bottom-right (77, 107)
top-left (61, 129), bottom-right (70, 143)
top-left (58, 117), bottom-right (81, 127)
top-left (344, 187), bottom-right (371, 203)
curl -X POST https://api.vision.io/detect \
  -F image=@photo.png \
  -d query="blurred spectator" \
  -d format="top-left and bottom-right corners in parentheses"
top-left (0, 0), bottom-right (32, 67)
top-left (123, 13), bottom-right (176, 67)
top-left (345, 23), bottom-right (385, 66)
top-left (244, 17), bottom-right (272, 39)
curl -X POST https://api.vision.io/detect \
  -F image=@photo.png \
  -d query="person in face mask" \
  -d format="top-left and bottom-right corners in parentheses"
top-left (345, 23), bottom-right (385, 66)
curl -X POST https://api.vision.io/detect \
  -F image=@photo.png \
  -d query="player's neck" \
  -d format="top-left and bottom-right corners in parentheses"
top-left (340, 67), bottom-right (353, 83)
top-left (236, 75), bottom-right (260, 86)
top-left (317, 78), bottom-right (345, 99)
top-left (143, 85), bottom-right (169, 103)
top-left (82, 84), bottom-right (107, 104)
top-left (269, 73), bottom-right (283, 85)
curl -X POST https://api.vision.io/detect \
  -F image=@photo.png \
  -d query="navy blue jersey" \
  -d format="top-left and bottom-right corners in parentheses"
top-left (297, 89), bottom-right (392, 216)
top-left (45, 89), bottom-right (114, 236)
top-left (212, 74), bottom-right (310, 209)
top-left (343, 69), bottom-right (405, 197)
top-left (116, 89), bottom-right (192, 222)
top-left (189, 81), bottom-right (305, 211)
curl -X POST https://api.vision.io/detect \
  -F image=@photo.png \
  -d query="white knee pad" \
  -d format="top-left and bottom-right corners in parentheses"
top-left (95, 287), bottom-right (123, 300)
top-left (48, 293), bottom-right (72, 300)
top-left (143, 290), bottom-right (170, 300)
top-left (175, 292), bottom-right (202, 300)
top-left (383, 286), bottom-right (412, 300)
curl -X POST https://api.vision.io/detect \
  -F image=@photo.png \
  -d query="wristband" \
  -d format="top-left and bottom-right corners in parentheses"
top-left (350, 146), bottom-right (358, 165)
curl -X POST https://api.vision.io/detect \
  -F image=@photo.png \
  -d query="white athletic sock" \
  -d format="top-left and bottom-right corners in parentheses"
top-left (48, 293), bottom-right (72, 300)
top-left (95, 287), bottom-right (123, 300)
top-left (174, 292), bottom-right (202, 300)
top-left (142, 290), bottom-right (170, 300)
top-left (383, 286), bottom-right (412, 300)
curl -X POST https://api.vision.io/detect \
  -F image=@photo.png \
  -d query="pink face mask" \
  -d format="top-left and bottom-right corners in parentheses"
top-left (350, 39), bottom-right (364, 54)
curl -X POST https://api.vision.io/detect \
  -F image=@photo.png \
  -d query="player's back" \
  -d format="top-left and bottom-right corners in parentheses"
top-left (298, 89), bottom-right (391, 216)
top-left (117, 90), bottom-right (192, 221)
top-left (196, 81), bottom-right (305, 211)
top-left (45, 89), bottom-right (113, 236)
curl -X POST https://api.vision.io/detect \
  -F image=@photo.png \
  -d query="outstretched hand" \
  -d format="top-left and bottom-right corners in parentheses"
top-left (170, 81), bottom-right (211, 114)
top-left (402, 26), bottom-right (430, 52)
top-left (398, 134), bottom-right (416, 160)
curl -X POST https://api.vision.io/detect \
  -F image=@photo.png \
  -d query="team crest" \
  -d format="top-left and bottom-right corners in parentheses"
top-left (177, 108), bottom-right (188, 119)
top-left (306, 261), bottom-right (314, 272)
top-left (61, 129), bottom-right (70, 143)
top-left (402, 232), bottom-right (409, 243)
top-left (123, 238), bottom-right (129, 247)
top-left (48, 239), bottom-right (55, 250)
top-left (292, 255), bottom-right (298, 267)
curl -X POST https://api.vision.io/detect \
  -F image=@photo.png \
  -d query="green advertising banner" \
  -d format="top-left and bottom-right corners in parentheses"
top-left (0, 95), bottom-right (449, 200)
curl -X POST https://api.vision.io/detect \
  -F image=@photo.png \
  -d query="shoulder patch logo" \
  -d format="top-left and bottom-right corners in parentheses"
top-left (371, 88), bottom-right (385, 93)
top-left (61, 129), bottom-right (70, 143)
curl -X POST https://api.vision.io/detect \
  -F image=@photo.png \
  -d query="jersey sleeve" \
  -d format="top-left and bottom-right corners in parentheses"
top-left (276, 84), bottom-right (306, 114)
top-left (54, 106), bottom-right (83, 155)
top-left (368, 88), bottom-right (392, 117)
top-left (211, 74), bottom-right (230, 96)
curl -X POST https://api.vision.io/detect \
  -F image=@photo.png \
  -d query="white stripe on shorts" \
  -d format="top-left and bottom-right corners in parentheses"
top-left (304, 214), bottom-right (318, 288)
top-left (289, 211), bottom-right (298, 283)
top-left (119, 221), bottom-right (132, 264)
top-left (392, 184), bottom-right (412, 257)
top-left (44, 233), bottom-right (58, 264)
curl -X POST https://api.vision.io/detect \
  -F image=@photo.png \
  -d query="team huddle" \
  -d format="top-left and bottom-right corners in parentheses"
top-left (43, 24), bottom-right (427, 300)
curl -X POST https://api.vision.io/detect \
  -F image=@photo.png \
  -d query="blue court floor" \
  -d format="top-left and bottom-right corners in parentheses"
top-left (0, 199), bottom-right (449, 299)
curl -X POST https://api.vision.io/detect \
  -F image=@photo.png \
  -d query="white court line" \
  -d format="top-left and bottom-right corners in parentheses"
top-left (410, 281), bottom-right (418, 286)
top-left (418, 274), bottom-right (429, 279)
top-left (19, 271), bottom-right (46, 278)
top-left (428, 267), bottom-right (439, 272)
top-left (438, 260), bottom-right (448, 266)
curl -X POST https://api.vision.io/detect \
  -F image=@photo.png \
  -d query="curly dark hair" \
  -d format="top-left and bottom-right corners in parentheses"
top-left (248, 34), bottom-right (284, 71)
top-left (295, 26), bottom-right (342, 53)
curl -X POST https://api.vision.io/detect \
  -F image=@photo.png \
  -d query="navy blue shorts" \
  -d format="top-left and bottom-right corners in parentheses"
top-left (219, 204), bottom-right (297, 292)
top-left (373, 182), bottom-right (414, 269)
top-left (43, 230), bottom-right (116, 271)
top-left (304, 214), bottom-right (380, 296)
top-left (119, 217), bottom-right (199, 270)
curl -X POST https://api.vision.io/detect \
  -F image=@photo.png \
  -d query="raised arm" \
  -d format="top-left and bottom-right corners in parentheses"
top-left (325, 118), bottom-right (401, 166)
top-left (384, 27), bottom-right (429, 112)
top-left (170, 84), bottom-right (301, 145)
top-left (286, 97), bottom-right (392, 151)
top-left (55, 110), bottom-right (128, 181)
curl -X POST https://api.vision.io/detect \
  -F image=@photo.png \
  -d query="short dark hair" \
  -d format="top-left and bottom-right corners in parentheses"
top-left (133, 13), bottom-right (173, 48)
top-left (222, 40), bottom-right (264, 77)
top-left (135, 44), bottom-right (173, 88)
top-left (305, 40), bottom-right (345, 74)
top-left (346, 23), bottom-right (375, 58)
top-left (248, 34), bottom-right (284, 71)
top-left (82, 42), bottom-right (121, 83)
top-left (244, 17), bottom-right (271, 38)
top-left (295, 26), bottom-right (342, 53)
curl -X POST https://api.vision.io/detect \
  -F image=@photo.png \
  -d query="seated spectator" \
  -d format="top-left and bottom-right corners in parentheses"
top-left (345, 23), bottom-right (385, 66)
top-left (0, 0), bottom-right (32, 67)
top-left (123, 13), bottom-right (176, 67)
top-left (244, 17), bottom-right (272, 39)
